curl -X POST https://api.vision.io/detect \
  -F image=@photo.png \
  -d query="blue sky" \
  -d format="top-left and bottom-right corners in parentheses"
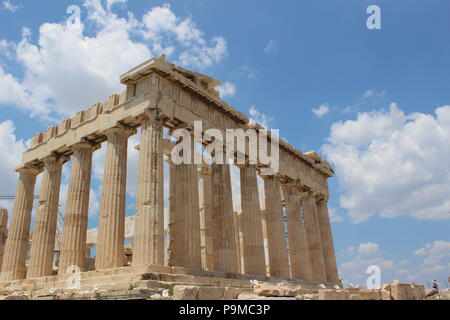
top-left (0, 0), bottom-right (449, 287)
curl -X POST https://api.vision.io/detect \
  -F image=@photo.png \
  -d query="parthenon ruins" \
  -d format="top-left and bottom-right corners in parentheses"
top-left (0, 56), bottom-right (340, 299)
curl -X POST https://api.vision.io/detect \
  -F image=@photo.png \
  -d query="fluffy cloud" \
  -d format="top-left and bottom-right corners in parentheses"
top-left (409, 241), bottom-right (450, 282)
top-left (216, 82), bottom-right (237, 99)
top-left (141, 4), bottom-right (227, 69)
top-left (358, 242), bottom-right (379, 257)
top-left (312, 103), bottom-right (330, 118)
top-left (249, 106), bottom-right (273, 129)
top-left (340, 242), bottom-right (395, 286)
top-left (414, 240), bottom-right (450, 266)
top-left (0, 120), bottom-right (27, 195)
top-left (0, 0), bottom-right (228, 118)
top-left (323, 103), bottom-right (450, 223)
top-left (2, 0), bottom-right (18, 12)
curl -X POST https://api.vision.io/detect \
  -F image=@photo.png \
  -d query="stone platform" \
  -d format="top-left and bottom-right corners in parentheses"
top-left (0, 264), bottom-right (329, 300)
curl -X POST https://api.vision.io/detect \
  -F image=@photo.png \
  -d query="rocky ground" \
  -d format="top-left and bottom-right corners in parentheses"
top-left (0, 278), bottom-right (442, 300)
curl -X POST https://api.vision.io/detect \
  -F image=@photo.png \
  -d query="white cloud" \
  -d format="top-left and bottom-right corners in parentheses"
top-left (0, 120), bottom-right (31, 215)
top-left (141, 4), bottom-right (227, 69)
top-left (414, 241), bottom-right (450, 266)
top-left (216, 81), bottom-right (236, 99)
top-left (340, 242), bottom-right (395, 286)
top-left (410, 241), bottom-right (450, 282)
top-left (0, 120), bottom-right (27, 195)
top-left (323, 103), bottom-right (450, 223)
top-left (2, 0), bottom-right (18, 12)
top-left (0, 0), bottom-right (228, 119)
top-left (358, 242), bottom-right (379, 257)
top-left (329, 207), bottom-right (344, 223)
top-left (312, 103), bottom-right (330, 118)
top-left (264, 40), bottom-right (278, 54)
top-left (239, 65), bottom-right (258, 80)
top-left (248, 106), bottom-right (273, 129)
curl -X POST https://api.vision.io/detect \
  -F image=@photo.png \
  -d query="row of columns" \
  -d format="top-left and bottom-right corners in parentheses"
top-left (0, 111), bottom-right (339, 284)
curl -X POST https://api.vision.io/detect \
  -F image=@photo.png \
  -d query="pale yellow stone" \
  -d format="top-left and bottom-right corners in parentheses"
top-left (263, 176), bottom-right (290, 278)
top-left (211, 164), bottom-right (238, 273)
top-left (168, 136), bottom-right (202, 268)
top-left (301, 192), bottom-right (327, 282)
top-left (239, 165), bottom-right (266, 276)
top-left (96, 126), bottom-right (136, 270)
top-left (133, 112), bottom-right (165, 266)
top-left (1, 57), bottom-right (339, 295)
top-left (316, 199), bottom-right (339, 284)
top-left (59, 142), bottom-right (97, 275)
top-left (0, 167), bottom-right (40, 281)
top-left (198, 167), bottom-right (214, 271)
top-left (282, 184), bottom-right (310, 281)
top-left (27, 156), bottom-right (66, 279)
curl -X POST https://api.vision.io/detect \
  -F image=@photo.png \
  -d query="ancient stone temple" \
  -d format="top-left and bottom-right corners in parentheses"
top-left (0, 56), bottom-right (340, 300)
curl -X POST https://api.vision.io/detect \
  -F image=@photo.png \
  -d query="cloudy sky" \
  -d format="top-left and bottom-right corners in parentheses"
top-left (0, 0), bottom-right (449, 287)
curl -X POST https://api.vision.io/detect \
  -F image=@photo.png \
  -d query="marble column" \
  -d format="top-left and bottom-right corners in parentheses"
top-left (211, 163), bottom-right (238, 273)
top-left (0, 209), bottom-right (8, 271)
top-left (198, 166), bottom-right (214, 271)
top-left (263, 175), bottom-right (290, 278)
top-left (316, 198), bottom-right (339, 284)
top-left (0, 167), bottom-right (40, 281)
top-left (232, 211), bottom-right (242, 273)
top-left (133, 111), bottom-right (165, 266)
top-left (168, 133), bottom-right (202, 269)
top-left (282, 184), bottom-right (310, 281)
top-left (301, 191), bottom-right (327, 282)
top-left (27, 156), bottom-right (66, 279)
top-left (96, 126), bottom-right (135, 270)
top-left (239, 165), bottom-right (266, 276)
top-left (58, 142), bottom-right (97, 275)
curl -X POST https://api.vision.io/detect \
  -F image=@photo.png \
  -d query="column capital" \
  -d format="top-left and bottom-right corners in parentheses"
top-left (236, 162), bottom-right (258, 170)
top-left (315, 193), bottom-right (329, 203)
top-left (168, 122), bottom-right (194, 137)
top-left (41, 154), bottom-right (69, 165)
top-left (299, 188), bottom-right (313, 198)
top-left (103, 124), bottom-right (137, 138)
top-left (136, 108), bottom-right (163, 122)
top-left (15, 165), bottom-right (42, 176)
top-left (71, 138), bottom-right (101, 152)
top-left (260, 173), bottom-right (283, 181)
top-left (280, 180), bottom-right (301, 190)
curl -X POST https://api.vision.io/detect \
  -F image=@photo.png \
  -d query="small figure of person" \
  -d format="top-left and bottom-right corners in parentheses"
top-left (432, 280), bottom-right (440, 298)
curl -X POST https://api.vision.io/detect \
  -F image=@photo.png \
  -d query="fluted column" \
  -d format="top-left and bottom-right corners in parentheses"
top-left (58, 142), bottom-right (98, 275)
top-left (27, 156), bottom-right (66, 279)
top-left (0, 167), bottom-right (40, 281)
top-left (239, 165), bottom-right (266, 276)
top-left (198, 166), bottom-right (214, 271)
top-left (282, 184), bottom-right (310, 280)
top-left (96, 126), bottom-right (135, 270)
top-left (301, 191), bottom-right (327, 282)
top-left (0, 167), bottom-right (39, 281)
top-left (211, 163), bottom-right (238, 273)
top-left (263, 175), bottom-right (290, 278)
top-left (133, 111), bottom-right (164, 266)
top-left (168, 130), bottom-right (202, 268)
top-left (316, 198), bottom-right (339, 284)
top-left (232, 211), bottom-right (242, 273)
top-left (0, 209), bottom-right (8, 271)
